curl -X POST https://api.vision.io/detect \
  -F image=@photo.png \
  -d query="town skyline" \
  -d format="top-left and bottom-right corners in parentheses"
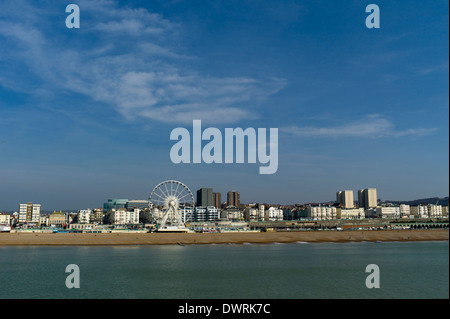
top-left (1, 184), bottom-right (448, 212)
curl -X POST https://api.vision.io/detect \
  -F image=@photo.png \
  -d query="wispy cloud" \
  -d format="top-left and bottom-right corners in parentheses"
top-left (0, 0), bottom-right (286, 125)
top-left (283, 114), bottom-right (437, 138)
top-left (418, 61), bottom-right (449, 75)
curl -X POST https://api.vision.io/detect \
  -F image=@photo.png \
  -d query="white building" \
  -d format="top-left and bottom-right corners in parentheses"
top-left (337, 190), bottom-right (354, 208)
top-left (112, 209), bottom-right (140, 225)
top-left (307, 206), bottom-right (337, 220)
top-left (259, 205), bottom-right (265, 220)
top-left (39, 215), bottom-right (48, 227)
top-left (180, 207), bottom-right (194, 223)
top-left (376, 206), bottom-right (400, 219)
top-left (358, 188), bottom-right (377, 209)
top-left (223, 207), bottom-right (243, 221)
top-left (194, 207), bottom-right (207, 222)
top-left (206, 206), bottom-right (220, 221)
top-left (339, 208), bottom-right (364, 219)
top-left (18, 203), bottom-right (41, 224)
top-left (244, 207), bottom-right (260, 221)
top-left (0, 213), bottom-right (10, 226)
top-left (427, 204), bottom-right (443, 218)
top-left (399, 204), bottom-right (411, 218)
top-left (78, 209), bottom-right (92, 224)
top-left (410, 205), bottom-right (428, 219)
top-left (267, 206), bottom-right (284, 221)
top-left (443, 206), bottom-right (449, 217)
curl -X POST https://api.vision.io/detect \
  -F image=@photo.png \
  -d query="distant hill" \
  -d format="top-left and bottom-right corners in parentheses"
top-left (384, 197), bottom-right (449, 206)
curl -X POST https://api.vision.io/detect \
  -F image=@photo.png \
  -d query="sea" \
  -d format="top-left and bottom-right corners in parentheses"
top-left (0, 241), bottom-right (448, 299)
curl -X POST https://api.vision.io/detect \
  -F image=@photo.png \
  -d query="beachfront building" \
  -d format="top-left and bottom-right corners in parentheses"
top-left (206, 206), bottom-right (220, 221)
top-left (107, 208), bottom-right (140, 225)
top-left (0, 213), bottom-right (10, 226)
top-left (410, 205), bottom-right (428, 219)
top-left (338, 208), bottom-right (365, 219)
top-left (18, 202), bottom-right (41, 225)
top-left (376, 206), bottom-right (400, 219)
top-left (427, 204), bottom-right (443, 218)
top-left (78, 209), bottom-right (92, 224)
top-left (267, 206), bottom-right (284, 221)
top-left (307, 206), bottom-right (337, 220)
top-left (49, 211), bottom-right (66, 227)
top-left (194, 207), bottom-right (207, 221)
top-left (244, 207), bottom-right (260, 221)
top-left (69, 223), bottom-right (96, 231)
top-left (222, 206), bottom-right (243, 221)
top-left (90, 208), bottom-right (104, 224)
top-left (399, 204), bottom-right (411, 218)
top-left (180, 207), bottom-right (194, 223)
top-left (192, 206), bottom-right (220, 222)
top-left (287, 207), bottom-right (308, 220)
top-left (443, 206), bottom-right (449, 217)
top-left (259, 205), bottom-right (265, 220)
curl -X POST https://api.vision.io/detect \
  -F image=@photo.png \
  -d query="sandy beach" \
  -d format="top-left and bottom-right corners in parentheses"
top-left (0, 229), bottom-right (448, 246)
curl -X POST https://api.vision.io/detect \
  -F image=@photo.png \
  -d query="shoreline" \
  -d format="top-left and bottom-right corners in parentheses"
top-left (0, 229), bottom-right (448, 246)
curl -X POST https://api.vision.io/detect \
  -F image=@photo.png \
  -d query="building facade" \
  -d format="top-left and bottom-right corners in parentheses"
top-left (410, 205), bottom-right (428, 218)
top-left (427, 204), bottom-right (443, 218)
top-left (267, 206), bottom-right (283, 221)
top-left (49, 211), bottom-right (66, 227)
top-left (227, 191), bottom-right (240, 207)
top-left (213, 192), bottom-right (222, 209)
top-left (336, 190), bottom-right (354, 208)
top-left (18, 202), bottom-right (41, 224)
top-left (307, 206), bottom-right (337, 220)
top-left (78, 209), bottom-right (92, 224)
top-left (126, 200), bottom-right (149, 211)
top-left (376, 206), bottom-right (400, 219)
top-left (339, 208), bottom-right (365, 219)
top-left (103, 199), bottom-right (128, 213)
top-left (107, 208), bottom-right (140, 225)
top-left (358, 188), bottom-right (377, 209)
top-left (399, 204), bottom-right (411, 218)
top-left (0, 213), bottom-right (10, 226)
top-left (197, 188), bottom-right (213, 207)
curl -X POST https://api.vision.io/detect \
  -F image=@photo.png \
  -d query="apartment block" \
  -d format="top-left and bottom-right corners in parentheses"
top-left (336, 190), bottom-right (354, 208)
top-left (358, 188), bottom-right (377, 209)
top-left (338, 208), bottom-right (364, 219)
top-left (78, 209), bottom-right (92, 224)
top-left (18, 202), bottom-right (41, 224)
top-left (410, 205), bottom-right (428, 218)
top-left (307, 206), bottom-right (337, 220)
top-left (213, 192), bottom-right (222, 209)
top-left (227, 191), bottom-right (240, 207)
top-left (376, 206), bottom-right (400, 219)
top-left (427, 204), bottom-right (443, 218)
top-left (0, 213), bottom-right (10, 226)
top-left (197, 188), bottom-right (213, 207)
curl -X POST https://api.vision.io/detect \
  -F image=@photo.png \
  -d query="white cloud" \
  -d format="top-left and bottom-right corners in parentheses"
top-left (283, 114), bottom-right (437, 138)
top-left (418, 61), bottom-right (449, 75)
top-left (0, 0), bottom-right (285, 125)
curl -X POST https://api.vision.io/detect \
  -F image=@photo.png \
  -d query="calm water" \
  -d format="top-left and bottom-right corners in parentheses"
top-left (0, 241), bottom-right (448, 299)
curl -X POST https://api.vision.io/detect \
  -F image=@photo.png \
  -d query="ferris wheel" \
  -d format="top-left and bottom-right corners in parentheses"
top-left (149, 180), bottom-right (195, 229)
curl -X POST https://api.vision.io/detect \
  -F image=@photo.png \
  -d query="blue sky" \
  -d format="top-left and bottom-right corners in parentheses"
top-left (0, 0), bottom-right (448, 210)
